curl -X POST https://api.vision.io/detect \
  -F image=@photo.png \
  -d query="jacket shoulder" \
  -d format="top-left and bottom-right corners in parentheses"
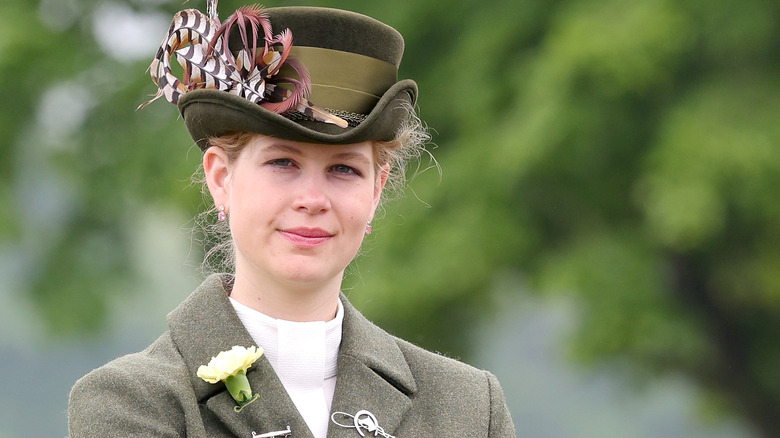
top-left (68, 332), bottom-right (193, 437)
top-left (394, 336), bottom-right (488, 381)
top-left (393, 337), bottom-right (517, 437)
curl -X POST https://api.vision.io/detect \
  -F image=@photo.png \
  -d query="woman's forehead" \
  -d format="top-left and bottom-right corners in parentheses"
top-left (247, 136), bottom-right (375, 160)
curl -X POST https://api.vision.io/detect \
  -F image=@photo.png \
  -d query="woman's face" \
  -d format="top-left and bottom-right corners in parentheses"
top-left (206, 135), bottom-right (387, 291)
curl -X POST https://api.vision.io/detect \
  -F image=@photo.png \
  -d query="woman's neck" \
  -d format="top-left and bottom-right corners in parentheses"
top-left (229, 267), bottom-right (342, 322)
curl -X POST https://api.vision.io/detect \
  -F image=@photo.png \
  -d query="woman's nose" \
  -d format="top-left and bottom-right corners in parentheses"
top-left (292, 173), bottom-right (331, 214)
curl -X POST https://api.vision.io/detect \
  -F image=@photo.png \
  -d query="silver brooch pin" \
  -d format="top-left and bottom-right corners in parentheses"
top-left (331, 410), bottom-right (396, 438)
top-left (251, 426), bottom-right (291, 438)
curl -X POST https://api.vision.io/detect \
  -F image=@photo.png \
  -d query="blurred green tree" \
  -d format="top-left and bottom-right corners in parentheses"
top-left (354, 0), bottom-right (780, 436)
top-left (2, 0), bottom-right (779, 436)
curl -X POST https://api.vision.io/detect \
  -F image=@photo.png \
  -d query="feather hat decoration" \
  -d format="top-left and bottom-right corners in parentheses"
top-left (139, 0), bottom-right (348, 128)
top-left (143, 2), bottom-right (418, 149)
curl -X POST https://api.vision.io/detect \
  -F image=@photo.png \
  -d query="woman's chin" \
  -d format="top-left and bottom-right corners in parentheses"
top-left (273, 266), bottom-right (346, 291)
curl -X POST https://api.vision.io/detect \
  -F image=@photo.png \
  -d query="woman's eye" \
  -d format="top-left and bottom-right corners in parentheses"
top-left (268, 158), bottom-right (294, 168)
top-left (331, 164), bottom-right (360, 176)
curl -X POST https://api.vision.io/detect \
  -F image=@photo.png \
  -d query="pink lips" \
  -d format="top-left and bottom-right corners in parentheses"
top-left (279, 227), bottom-right (333, 248)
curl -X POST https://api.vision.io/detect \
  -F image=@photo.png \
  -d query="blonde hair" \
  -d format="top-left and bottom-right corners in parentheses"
top-left (193, 108), bottom-right (432, 275)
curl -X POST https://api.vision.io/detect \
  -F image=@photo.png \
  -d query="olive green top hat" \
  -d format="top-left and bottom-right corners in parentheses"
top-left (142, 3), bottom-right (417, 150)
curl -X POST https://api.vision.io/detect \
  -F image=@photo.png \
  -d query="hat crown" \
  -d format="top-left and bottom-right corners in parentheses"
top-left (176, 6), bottom-right (418, 147)
top-left (267, 7), bottom-right (405, 68)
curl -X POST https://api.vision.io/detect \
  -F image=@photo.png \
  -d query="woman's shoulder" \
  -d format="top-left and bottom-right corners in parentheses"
top-left (393, 335), bottom-right (497, 385)
top-left (68, 332), bottom-right (192, 436)
top-left (341, 295), bottom-right (500, 388)
top-left (389, 335), bottom-right (516, 437)
top-left (73, 331), bottom-right (186, 389)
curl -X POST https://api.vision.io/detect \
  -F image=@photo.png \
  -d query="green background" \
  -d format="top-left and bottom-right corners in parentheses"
top-left (1, 0), bottom-right (778, 436)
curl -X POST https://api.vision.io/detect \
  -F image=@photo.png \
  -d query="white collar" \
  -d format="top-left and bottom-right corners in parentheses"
top-left (229, 297), bottom-right (343, 384)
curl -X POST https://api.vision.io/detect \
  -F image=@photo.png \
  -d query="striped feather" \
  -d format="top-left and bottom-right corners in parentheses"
top-left (139, 2), bottom-right (348, 129)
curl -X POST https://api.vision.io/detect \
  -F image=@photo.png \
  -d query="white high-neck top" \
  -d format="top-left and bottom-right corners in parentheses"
top-left (229, 297), bottom-right (343, 438)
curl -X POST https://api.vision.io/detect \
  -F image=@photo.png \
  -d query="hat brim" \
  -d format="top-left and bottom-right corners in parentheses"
top-left (178, 79), bottom-right (417, 150)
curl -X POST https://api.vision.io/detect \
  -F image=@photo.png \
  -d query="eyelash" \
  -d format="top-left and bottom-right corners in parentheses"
top-left (268, 158), bottom-right (294, 168)
top-left (331, 164), bottom-right (361, 176)
top-left (266, 159), bottom-right (362, 177)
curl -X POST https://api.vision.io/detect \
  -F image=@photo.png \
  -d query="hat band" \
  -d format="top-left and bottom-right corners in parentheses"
top-left (290, 46), bottom-right (398, 115)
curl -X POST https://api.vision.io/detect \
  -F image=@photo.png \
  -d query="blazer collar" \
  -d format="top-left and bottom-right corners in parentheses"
top-left (167, 274), bottom-right (416, 438)
top-left (327, 296), bottom-right (416, 437)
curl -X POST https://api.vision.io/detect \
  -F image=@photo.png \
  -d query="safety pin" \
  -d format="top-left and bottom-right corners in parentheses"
top-left (252, 426), bottom-right (291, 438)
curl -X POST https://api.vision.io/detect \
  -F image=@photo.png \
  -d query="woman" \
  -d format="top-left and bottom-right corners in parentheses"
top-left (68, 2), bottom-right (515, 437)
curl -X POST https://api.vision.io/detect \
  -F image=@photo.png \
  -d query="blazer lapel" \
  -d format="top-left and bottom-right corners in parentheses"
top-left (167, 275), bottom-right (314, 438)
top-left (204, 357), bottom-right (313, 438)
top-left (327, 296), bottom-right (417, 438)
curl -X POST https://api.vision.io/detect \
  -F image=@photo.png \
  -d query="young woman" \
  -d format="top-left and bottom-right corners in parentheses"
top-left (68, 3), bottom-right (515, 437)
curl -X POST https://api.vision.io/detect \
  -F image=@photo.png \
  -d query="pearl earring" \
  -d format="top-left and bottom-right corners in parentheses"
top-left (217, 206), bottom-right (226, 222)
top-left (365, 220), bottom-right (373, 235)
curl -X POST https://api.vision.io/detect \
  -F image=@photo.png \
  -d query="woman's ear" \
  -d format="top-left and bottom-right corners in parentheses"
top-left (203, 146), bottom-right (230, 209)
top-left (371, 163), bottom-right (391, 214)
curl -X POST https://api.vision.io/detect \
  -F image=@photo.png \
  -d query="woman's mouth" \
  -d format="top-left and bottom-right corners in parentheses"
top-left (279, 227), bottom-right (333, 248)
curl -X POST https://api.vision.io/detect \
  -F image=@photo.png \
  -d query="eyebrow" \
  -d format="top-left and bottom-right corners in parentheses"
top-left (261, 143), bottom-right (302, 155)
top-left (261, 143), bottom-right (372, 165)
top-left (331, 151), bottom-right (372, 165)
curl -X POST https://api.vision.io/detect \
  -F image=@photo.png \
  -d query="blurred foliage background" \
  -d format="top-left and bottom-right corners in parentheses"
top-left (2, 0), bottom-right (780, 437)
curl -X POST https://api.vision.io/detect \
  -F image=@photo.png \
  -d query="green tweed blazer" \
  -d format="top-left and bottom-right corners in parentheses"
top-left (68, 274), bottom-right (516, 437)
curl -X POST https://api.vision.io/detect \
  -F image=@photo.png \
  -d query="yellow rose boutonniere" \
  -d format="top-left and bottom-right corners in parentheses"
top-left (197, 345), bottom-right (264, 411)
